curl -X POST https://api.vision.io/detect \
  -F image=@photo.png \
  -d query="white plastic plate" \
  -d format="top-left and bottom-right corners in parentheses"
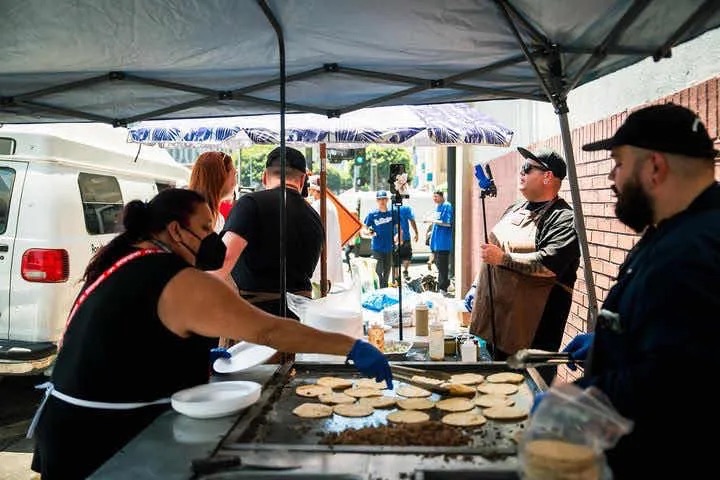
top-left (171, 381), bottom-right (262, 419)
top-left (213, 341), bottom-right (277, 374)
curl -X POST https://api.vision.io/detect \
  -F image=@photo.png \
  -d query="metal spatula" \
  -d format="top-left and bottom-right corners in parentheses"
top-left (390, 365), bottom-right (475, 397)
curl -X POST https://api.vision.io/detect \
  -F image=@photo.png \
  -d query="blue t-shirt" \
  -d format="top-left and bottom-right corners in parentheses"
top-left (430, 201), bottom-right (453, 252)
top-left (364, 209), bottom-right (394, 253)
top-left (398, 205), bottom-right (415, 241)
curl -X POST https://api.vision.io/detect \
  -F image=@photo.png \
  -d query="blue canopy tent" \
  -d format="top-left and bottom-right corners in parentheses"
top-left (2, 0), bottom-right (719, 327)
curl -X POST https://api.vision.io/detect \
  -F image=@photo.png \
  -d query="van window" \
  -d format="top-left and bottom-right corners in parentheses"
top-left (155, 181), bottom-right (174, 192)
top-left (0, 167), bottom-right (16, 234)
top-left (78, 173), bottom-right (124, 235)
top-left (0, 138), bottom-right (16, 155)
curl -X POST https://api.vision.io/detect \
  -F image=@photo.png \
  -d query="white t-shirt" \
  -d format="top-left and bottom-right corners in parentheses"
top-left (311, 199), bottom-right (345, 286)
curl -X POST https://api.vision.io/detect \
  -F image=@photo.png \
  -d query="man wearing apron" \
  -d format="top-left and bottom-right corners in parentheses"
top-left (468, 148), bottom-right (580, 382)
top-left (217, 147), bottom-right (323, 356)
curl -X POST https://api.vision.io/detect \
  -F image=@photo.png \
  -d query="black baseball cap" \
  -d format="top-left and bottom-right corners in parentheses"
top-left (517, 147), bottom-right (567, 180)
top-left (265, 146), bottom-right (308, 172)
top-left (582, 103), bottom-right (719, 159)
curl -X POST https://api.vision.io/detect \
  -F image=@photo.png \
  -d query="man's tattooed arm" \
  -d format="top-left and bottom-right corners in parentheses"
top-left (500, 252), bottom-right (554, 277)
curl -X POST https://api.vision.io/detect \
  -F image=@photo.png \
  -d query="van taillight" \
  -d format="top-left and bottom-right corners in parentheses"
top-left (21, 249), bottom-right (70, 283)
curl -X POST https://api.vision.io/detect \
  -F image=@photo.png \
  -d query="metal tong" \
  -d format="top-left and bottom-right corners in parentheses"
top-left (506, 349), bottom-right (582, 370)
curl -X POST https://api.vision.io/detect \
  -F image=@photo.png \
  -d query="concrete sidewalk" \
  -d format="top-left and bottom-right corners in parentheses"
top-left (0, 421), bottom-right (37, 480)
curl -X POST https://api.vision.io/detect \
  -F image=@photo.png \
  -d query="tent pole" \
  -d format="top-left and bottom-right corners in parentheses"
top-left (320, 143), bottom-right (329, 297)
top-left (556, 109), bottom-right (599, 330)
top-left (257, 0), bottom-right (288, 318)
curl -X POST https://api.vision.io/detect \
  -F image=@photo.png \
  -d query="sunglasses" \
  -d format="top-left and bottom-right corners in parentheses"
top-left (520, 162), bottom-right (550, 175)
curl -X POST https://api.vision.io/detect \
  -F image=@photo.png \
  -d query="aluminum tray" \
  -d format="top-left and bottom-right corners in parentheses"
top-left (220, 361), bottom-right (543, 457)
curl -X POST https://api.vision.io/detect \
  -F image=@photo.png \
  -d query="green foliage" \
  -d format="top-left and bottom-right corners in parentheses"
top-left (326, 165), bottom-right (353, 192)
top-left (361, 145), bottom-right (413, 190)
top-left (235, 145), bottom-right (274, 188)
top-left (231, 144), bottom-right (411, 193)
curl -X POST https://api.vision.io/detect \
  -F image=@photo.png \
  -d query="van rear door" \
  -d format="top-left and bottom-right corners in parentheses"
top-left (0, 159), bottom-right (28, 340)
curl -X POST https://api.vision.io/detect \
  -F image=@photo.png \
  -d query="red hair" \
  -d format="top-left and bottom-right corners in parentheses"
top-left (188, 151), bottom-right (234, 221)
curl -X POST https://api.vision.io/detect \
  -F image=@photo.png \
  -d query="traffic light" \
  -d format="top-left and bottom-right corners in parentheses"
top-left (354, 155), bottom-right (364, 165)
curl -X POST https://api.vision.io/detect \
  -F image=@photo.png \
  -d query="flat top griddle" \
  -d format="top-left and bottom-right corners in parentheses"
top-left (220, 361), bottom-right (543, 457)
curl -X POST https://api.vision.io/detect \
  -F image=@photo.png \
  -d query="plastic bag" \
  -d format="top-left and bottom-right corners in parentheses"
top-left (382, 304), bottom-right (414, 327)
top-left (349, 257), bottom-right (379, 295)
top-left (519, 384), bottom-right (633, 479)
top-left (286, 280), bottom-right (363, 339)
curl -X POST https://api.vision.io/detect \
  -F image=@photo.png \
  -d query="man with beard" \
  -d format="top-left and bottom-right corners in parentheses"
top-left (467, 148), bottom-right (580, 385)
top-left (543, 103), bottom-right (720, 479)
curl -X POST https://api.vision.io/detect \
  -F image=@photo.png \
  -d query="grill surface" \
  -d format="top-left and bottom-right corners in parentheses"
top-left (220, 361), bottom-right (543, 457)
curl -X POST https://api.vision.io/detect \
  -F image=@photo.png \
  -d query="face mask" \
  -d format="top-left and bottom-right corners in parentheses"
top-left (180, 227), bottom-right (227, 270)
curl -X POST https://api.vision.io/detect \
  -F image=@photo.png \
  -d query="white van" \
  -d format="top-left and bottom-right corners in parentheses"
top-left (337, 189), bottom-right (436, 258)
top-left (0, 124), bottom-right (189, 375)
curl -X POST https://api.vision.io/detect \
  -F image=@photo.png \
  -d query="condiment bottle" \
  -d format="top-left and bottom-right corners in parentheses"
top-left (367, 319), bottom-right (385, 352)
top-left (429, 321), bottom-right (444, 361)
top-left (414, 302), bottom-right (429, 336)
top-left (461, 337), bottom-right (477, 362)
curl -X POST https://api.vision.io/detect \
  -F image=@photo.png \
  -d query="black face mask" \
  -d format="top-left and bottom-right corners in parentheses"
top-left (180, 228), bottom-right (227, 271)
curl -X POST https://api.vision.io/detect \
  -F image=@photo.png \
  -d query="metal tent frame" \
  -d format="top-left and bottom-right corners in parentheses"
top-left (3, 0), bottom-right (720, 325)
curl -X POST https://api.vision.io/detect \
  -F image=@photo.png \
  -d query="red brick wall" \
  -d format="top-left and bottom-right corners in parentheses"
top-left (465, 76), bottom-right (720, 382)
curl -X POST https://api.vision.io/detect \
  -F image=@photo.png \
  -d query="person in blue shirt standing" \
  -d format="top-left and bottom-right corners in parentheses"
top-left (362, 190), bottom-right (395, 288)
top-left (398, 204), bottom-right (418, 281)
top-left (430, 190), bottom-right (453, 294)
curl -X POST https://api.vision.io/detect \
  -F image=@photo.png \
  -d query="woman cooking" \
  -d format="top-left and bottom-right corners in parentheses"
top-left (30, 188), bottom-right (391, 480)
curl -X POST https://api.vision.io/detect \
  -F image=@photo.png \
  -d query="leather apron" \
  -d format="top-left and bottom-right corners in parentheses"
top-left (470, 200), bottom-right (558, 355)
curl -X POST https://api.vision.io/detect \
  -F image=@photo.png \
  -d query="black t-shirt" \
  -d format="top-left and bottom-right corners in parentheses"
top-left (224, 187), bottom-right (323, 292)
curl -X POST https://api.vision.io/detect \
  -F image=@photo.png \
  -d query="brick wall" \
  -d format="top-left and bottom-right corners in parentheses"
top-left (466, 75), bottom-right (720, 382)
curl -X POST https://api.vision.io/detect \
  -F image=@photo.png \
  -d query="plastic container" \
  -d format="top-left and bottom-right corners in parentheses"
top-left (428, 321), bottom-right (444, 360)
top-left (461, 338), bottom-right (477, 362)
top-left (414, 302), bottom-right (429, 336)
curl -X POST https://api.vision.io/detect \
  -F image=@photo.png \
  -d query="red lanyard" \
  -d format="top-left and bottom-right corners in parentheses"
top-left (60, 248), bottom-right (164, 346)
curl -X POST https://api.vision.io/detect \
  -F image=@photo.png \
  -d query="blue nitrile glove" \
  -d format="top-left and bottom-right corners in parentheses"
top-left (346, 339), bottom-right (393, 387)
top-left (464, 285), bottom-right (477, 312)
top-left (531, 391), bottom-right (547, 415)
top-left (562, 333), bottom-right (594, 370)
top-left (209, 347), bottom-right (231, 364)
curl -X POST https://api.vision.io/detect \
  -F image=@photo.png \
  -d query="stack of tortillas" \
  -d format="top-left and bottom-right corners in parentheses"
top-left (521, 439), bottom-right (600, 480)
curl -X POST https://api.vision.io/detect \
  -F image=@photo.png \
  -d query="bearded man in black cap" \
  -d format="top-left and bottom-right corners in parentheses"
top-left (467, 147), bottom-right (580, 383)
top-left (216, 146), bottom-right (323, 319)
top-left (544, 103), bottom-right (720, 479)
